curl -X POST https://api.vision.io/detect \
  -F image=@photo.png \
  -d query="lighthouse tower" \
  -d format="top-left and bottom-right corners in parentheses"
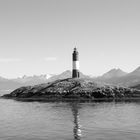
top-left (72, 47), bottom-right (80, 78)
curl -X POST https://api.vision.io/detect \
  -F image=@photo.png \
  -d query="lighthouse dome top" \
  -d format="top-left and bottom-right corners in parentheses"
top-left (74, 47), bottom-right (78, 51)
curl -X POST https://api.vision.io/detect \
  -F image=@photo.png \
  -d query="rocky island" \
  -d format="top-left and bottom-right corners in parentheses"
top-left (2, 48), bottom-right (140, 102)
top-left (2, 78), bottom-right (140, 101)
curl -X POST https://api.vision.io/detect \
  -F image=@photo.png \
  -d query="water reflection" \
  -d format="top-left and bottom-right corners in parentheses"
top-left (71, 103), bottom-right (82, 140)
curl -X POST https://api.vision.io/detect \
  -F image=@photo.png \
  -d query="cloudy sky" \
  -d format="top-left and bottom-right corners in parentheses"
top-left (0, 0), bottom-right (140, 78)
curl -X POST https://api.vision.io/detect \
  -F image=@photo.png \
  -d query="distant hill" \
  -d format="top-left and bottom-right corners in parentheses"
top-left (130, 67), bottom-right (140, 89)
top-left (0, 74), bottom-right (54, 91)
top-left (48, 70), bottom-right (91, 82)
top-left (48, 70), bottom-right (71, 82)
top-left (0, 78), bottom-right (22, 90)
top-left (128, 66), bottom-right (140, 76)
top-left (1, 66), bottom-right (140, 91)
top-left (95, 67), bottom-right (140, 87)
top-left (0, 71), bottom-right (90, 91)
top-left (118, 67), bottom-right (140, 87)
top-left (13, 74), bottom-right (54, 85)
top-left (100, 68), bottom-right (127, 79)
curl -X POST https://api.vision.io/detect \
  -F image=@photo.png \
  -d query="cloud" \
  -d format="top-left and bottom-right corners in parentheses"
top-left (44, 57), bottom-right (57, 61)
top-left (0, 58), bottom-right (22, 62)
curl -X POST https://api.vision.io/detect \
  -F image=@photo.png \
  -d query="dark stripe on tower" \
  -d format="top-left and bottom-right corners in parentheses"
top-left (72, 70), bottom-right (80, 78)
top-left (73, 51), bottom-right (79, 61)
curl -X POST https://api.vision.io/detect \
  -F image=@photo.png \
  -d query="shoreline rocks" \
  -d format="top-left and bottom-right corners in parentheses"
top-left (2, 78), bottom-right (140, 100)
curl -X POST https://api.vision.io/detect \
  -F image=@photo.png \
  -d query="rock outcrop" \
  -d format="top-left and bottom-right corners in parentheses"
top-left (2, 78), bottom-right (140, 101)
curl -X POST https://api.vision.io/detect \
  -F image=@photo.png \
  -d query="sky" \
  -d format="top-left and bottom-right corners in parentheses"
top-left (0, 0), bottom-right (140, 78)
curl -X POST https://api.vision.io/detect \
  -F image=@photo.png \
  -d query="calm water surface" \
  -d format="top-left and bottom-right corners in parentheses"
top-left (0, 97), bottom-right (140, 140)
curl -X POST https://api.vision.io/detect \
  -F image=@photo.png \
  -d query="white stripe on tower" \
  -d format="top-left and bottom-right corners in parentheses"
top-left (73, 61), bottom-right (80, 70)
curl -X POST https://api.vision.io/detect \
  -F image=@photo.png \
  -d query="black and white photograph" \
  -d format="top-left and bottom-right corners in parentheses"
top-left (0, 0), bottom-right (140, 140)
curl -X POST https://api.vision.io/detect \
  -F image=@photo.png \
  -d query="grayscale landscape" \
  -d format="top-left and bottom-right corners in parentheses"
top-left (0, 0), bottom-right (140, 140)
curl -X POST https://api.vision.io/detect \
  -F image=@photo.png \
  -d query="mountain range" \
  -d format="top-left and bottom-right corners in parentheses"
top-left (95, 67), bottom-right (140, 87)
top-left (1, 67), bottom-right (140, 91)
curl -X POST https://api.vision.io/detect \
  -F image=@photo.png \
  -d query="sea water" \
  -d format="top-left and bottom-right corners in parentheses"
top-left (0, 95), bottom-right (140, 140)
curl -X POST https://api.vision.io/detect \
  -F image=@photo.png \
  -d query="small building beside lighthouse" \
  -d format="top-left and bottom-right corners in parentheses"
top-left (72, 47), bottom-right (80, 78)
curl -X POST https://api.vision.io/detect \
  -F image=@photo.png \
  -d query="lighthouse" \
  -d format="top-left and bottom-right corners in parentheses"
top-left (72, 47), bottom-right (80, 78)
